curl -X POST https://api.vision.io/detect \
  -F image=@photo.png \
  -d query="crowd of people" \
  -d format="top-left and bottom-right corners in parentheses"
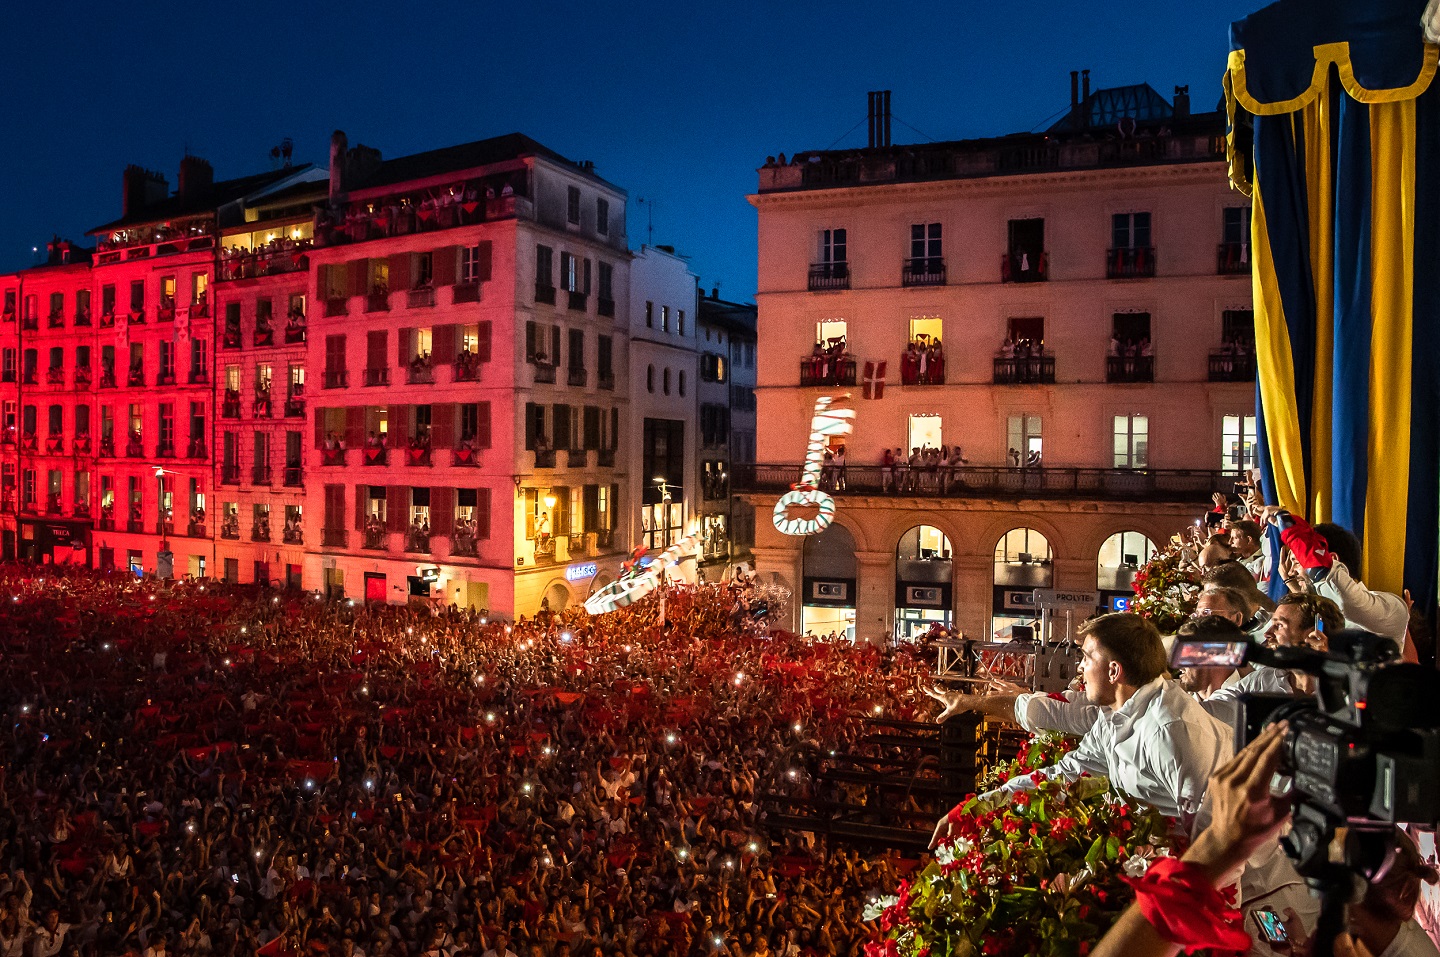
top-left (0, 569), bottom-right (932, 957)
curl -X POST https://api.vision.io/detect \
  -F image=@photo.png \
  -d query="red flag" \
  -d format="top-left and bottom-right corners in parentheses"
top-left (863, 360), bottom-right (886, 400)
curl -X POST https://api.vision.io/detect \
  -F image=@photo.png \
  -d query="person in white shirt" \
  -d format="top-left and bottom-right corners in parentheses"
top-left (931, 613), bottom-right (1232, 846)
top-left (28, 910), bottom-right (69, 957)
top-left (925, 683), bottom-right (1102, 737)
top-left (480, 930), bottom-right (519, 957)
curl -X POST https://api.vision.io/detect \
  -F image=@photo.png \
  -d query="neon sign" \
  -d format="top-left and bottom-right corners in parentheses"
top-left (565, 562), bottom-right (598, 582)
top-left (772, 395), bottom-right (854, 537)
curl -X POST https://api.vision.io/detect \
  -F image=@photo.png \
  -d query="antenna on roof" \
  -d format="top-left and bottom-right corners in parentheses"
top-left (637, 197), bottom-right (655, 246)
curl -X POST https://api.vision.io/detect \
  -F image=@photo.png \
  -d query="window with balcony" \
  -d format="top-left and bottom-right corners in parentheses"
top-left (46, 347), bottom-right (64, 385)
top-left (567, 329), bottom-right (586, 386)
top-left (567, 186), bottom-right (581, 225)
top-left (1113, 415), bottom-right (1149, 469)
top-left (127, 343), bottom-right (145, 387)
top-left (405, 327), bottom-right (434, 384)
top-left (48, 292), bottom-right (64, 327)
top-left (322, 263), bottom-right (349, 315)
top-left (190, 337), bottom-right (208, 383)
top-left (993, 316), bottom-right (1052, 384)
top-left (285, 293), bottom-right (307, 342)
top-left (1003, 218), bottom-right (1047, 282)
top-left (904, 223), bottom-right (945, 286)
top-left (129, 280), bottom-right (145, 322)
top-left (365, 260), bottom-right (390, 312)
top-left (362, 486), bottom-right (388, 549)
top-left (158, 341), bottom-right (176, 385)
top-left (811, 228), bottom-right (849, 290)
top-left (1006, 414), bottom-right (1042, 467)
top-left (1108, 212), bottom-right (1154, 278)
top-left (365, 330), bottom-right (389, 386)
top-left (1219, 206), bottom-right (1252, 274)
top-left (1222, 414), bottom-right (1258, 472)
top-left (188, 402), bottom-right (206, 458)
top-left (252, 502), bottom-right (272, 542)
top-left (74, 289), bottom-right (91, 326)
top-left (902, 317), bottom-right (945, 385)
top-left (526, 321), bottom-right (560, 382)
top-left (158, 275), bottom-right (177, 320)
top-left (100, 284), bottom-right (115, 324)
top-left (1210, 309), bottom-right (1257, 381)
top-left (22, 349), bottom-right (36, 385)
top-left (1107, 312), bottom-right (1154, 382)
top-left (1, 348), bottom-right (13, 383)
top-left (597, 335), bottom-right (614, 389)
top-left (254, 298), bottom-right (275, 346)
top-left (802, 319), bottom-right (851, 386)
top-left (158, 403), bottom-right (175, 457)
top-left (459, 243), bottom-right (491, 287)
top-left (596, 197), bottom-right (610, 236)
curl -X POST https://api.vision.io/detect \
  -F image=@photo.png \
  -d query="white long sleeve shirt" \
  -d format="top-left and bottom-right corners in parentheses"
top-left (1199, 665), bottom-right (1297, 730)
top-left (1314, 560), bottom-right (1409, 646)
top-left (1012, 689), bottom-right (1103, 736)
top-left (987, 677), bottom-right (1233, 833)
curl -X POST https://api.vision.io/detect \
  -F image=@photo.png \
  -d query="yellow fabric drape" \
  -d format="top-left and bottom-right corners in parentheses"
top-left (1251, 185), bottom-right (1309, 514)
top-left (1362, 98), bottom-right (1416, 594)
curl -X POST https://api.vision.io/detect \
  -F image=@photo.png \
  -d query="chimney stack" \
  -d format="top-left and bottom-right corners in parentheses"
top-left (711, 286), bottom-right (719, 300)
top-left (1070, 70), bottom-right (1079, 107)
top-left (1173, 85), bottom-right (1191, 118)
top-left (177, 155), bottom-right (213, 200)
top-left (329, 130), bottom-right (348, 201)
top-left (866, 91), bottom-right (892, 149)
top-left (1082, 69), bottom-right (1091, 101)
top-left (122, 165), bottom-right (169, 219)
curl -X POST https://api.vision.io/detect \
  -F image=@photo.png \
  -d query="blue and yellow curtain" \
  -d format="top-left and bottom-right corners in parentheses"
top-left (1226, 0), bottom-right (1440, 608)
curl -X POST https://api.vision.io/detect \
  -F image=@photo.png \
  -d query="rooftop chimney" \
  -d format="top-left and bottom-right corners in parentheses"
top-left (177, 155), bottom-right (213, 200)
top-left (121, 165), bottom-right (169, 219)
top-left (47, 236), bottom-right (73, 266)
top-left (329, 130), bottom-right (348, 201)
top-left (867, 90), bottom-right (892, 149)
top-left (711, 286), bottom-right (719, 300)
top-left (1082, 69), bottom-right (1091, 102)
top-left (1173, 85), bottom-right (1191, 118)
top-left (1070, 70), bottom-right (1079, 107)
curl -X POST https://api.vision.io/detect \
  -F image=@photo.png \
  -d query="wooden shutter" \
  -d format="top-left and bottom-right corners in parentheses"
top-left (553, 405), bottom-right (571, 450)
top-left (431, 403), bottom-right (454, 449)
top-left (550, 326), bottom-right (561, 365)
top-left (354, 485), bottom-right (367, 530)
top-left (475, 487), bottom-right (491, 540)
top-left (525, 321), bottom-right (538, 361)
top-left (366, 330), bottom-right (387, 369)
top-left (432, 486), bottom-right (454, 537)
top-left (314, 409), bottom-right (327, 449)
top-left (584, 406), bottom-right (600, 449)
top-left (348, 260), bottom-right (369, 297)
top-left (325, 484), bottom-right (344, 530)
top-left (476, 321), bottom-right (492, 362)
top-left (583, 258), bottom-right (592, 295)
top-left (553, 486), bottom-right (570, 536)
top-left (344, 406), bottom-right (365, 449)
top-left (386, 486), bottom-right (406, 532)
top-left (475, 241), bottom-right (492, 282)
top-left (398, 328), bottom-right (414, 365)
top-left (389, 253), bottom-right (411, 292)
top-left (583, 485), bottom-right (598, 532)
top-left (388, 405), bottom-right (409, 446)
top-left (524, 489), bottom-right (537, 539)
top-left (610, 408), bottom-right (619, 449)
top-left (433, 246), bottom-right (457, 286)
top-left (610, 483), bottom-right (619, 530)
top-left (476, 401), bottom-right (492, 449)
top-left (432, 324), bottom-right (457, 363)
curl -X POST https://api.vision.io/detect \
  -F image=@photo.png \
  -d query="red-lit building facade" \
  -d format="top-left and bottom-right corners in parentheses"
top-left (0, 133), bottom-right (633, 616)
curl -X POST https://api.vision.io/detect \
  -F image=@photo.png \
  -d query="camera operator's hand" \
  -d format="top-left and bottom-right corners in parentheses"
top-left (1183, 722), bottom-right (1292, 884)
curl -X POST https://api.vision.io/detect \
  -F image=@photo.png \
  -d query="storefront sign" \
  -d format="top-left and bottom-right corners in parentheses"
top-left (1032, 588), bottom-right (1100, 609)
top-left (1108, 594), bottom-right (1132, 612)
top-left (804, 577), bottom-right (856, 607)
top-left (896, 582), bottom-right (951, 609)
top-left (999, 588), bottom-right (1037, 612)
top-left (565, 562), bottom-right (599, 582)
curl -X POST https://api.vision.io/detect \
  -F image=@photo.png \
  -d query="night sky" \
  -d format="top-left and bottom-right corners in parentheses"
top-left (1, 0), bottom-right (1256, 300)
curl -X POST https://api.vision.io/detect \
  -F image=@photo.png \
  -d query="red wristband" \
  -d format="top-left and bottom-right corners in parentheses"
top-left (1121, 857), bottom-right (1250, 954)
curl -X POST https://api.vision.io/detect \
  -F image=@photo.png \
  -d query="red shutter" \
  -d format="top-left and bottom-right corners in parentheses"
top-left (475, 487), bottom-right (491, 540)
top-left (314, 409), bottom-right (326, 449)
top-left (432, 486), bottom-right (454, 537)
top-left (476, 241), bottom-right (492, 282)
top-left (386, 486), bottom-right (406, 532)
top-left (344, 406), bottom-right (365, 449)
top-left (366, 330), bottom-right (387, 369)
top-left (433, 246), bottom-right (457, 286)
top-left (355, 485), bottom-right (367, 531)
top-left (389, 253), bottom-right (411, 292)
top-left (398, 328), bottom-right (414, 366)
top-left (389, 405), bottom-right (409, 446)
top-left (476, 401), bottom-right (491, 449)
top-left (431, 403), bottom-right (454, 449)
top-left (432, 324), bottom-right (457, 363)
top-left (476, 321), bottom-right (492, 362)
top-left (348, 260), bottom-right (369, 297)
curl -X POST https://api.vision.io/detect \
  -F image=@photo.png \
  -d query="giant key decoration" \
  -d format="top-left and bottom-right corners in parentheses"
top-left (771, 395), bottom-right (855, 537)
top-left (584, 534), bottom-right (699, 615)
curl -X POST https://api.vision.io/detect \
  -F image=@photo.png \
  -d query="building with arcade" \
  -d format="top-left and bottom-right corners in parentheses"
top-left (743, 78), bottom-right (1257, 641)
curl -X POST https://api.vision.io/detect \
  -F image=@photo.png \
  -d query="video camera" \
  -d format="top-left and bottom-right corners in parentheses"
top-left (1172, 629), bottom-right (1440, 886)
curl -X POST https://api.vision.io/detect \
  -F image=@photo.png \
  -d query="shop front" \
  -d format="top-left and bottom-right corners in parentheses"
top-left (895, 525), bottom-right (953, 641)
top-left (18, 518), bottom-right (91, 566)
top-left (801, 523), bottom-right (857, 641)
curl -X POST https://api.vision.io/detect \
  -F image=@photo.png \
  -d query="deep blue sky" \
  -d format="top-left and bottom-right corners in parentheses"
top-left (1, 0), bottom-right (1256, 300)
